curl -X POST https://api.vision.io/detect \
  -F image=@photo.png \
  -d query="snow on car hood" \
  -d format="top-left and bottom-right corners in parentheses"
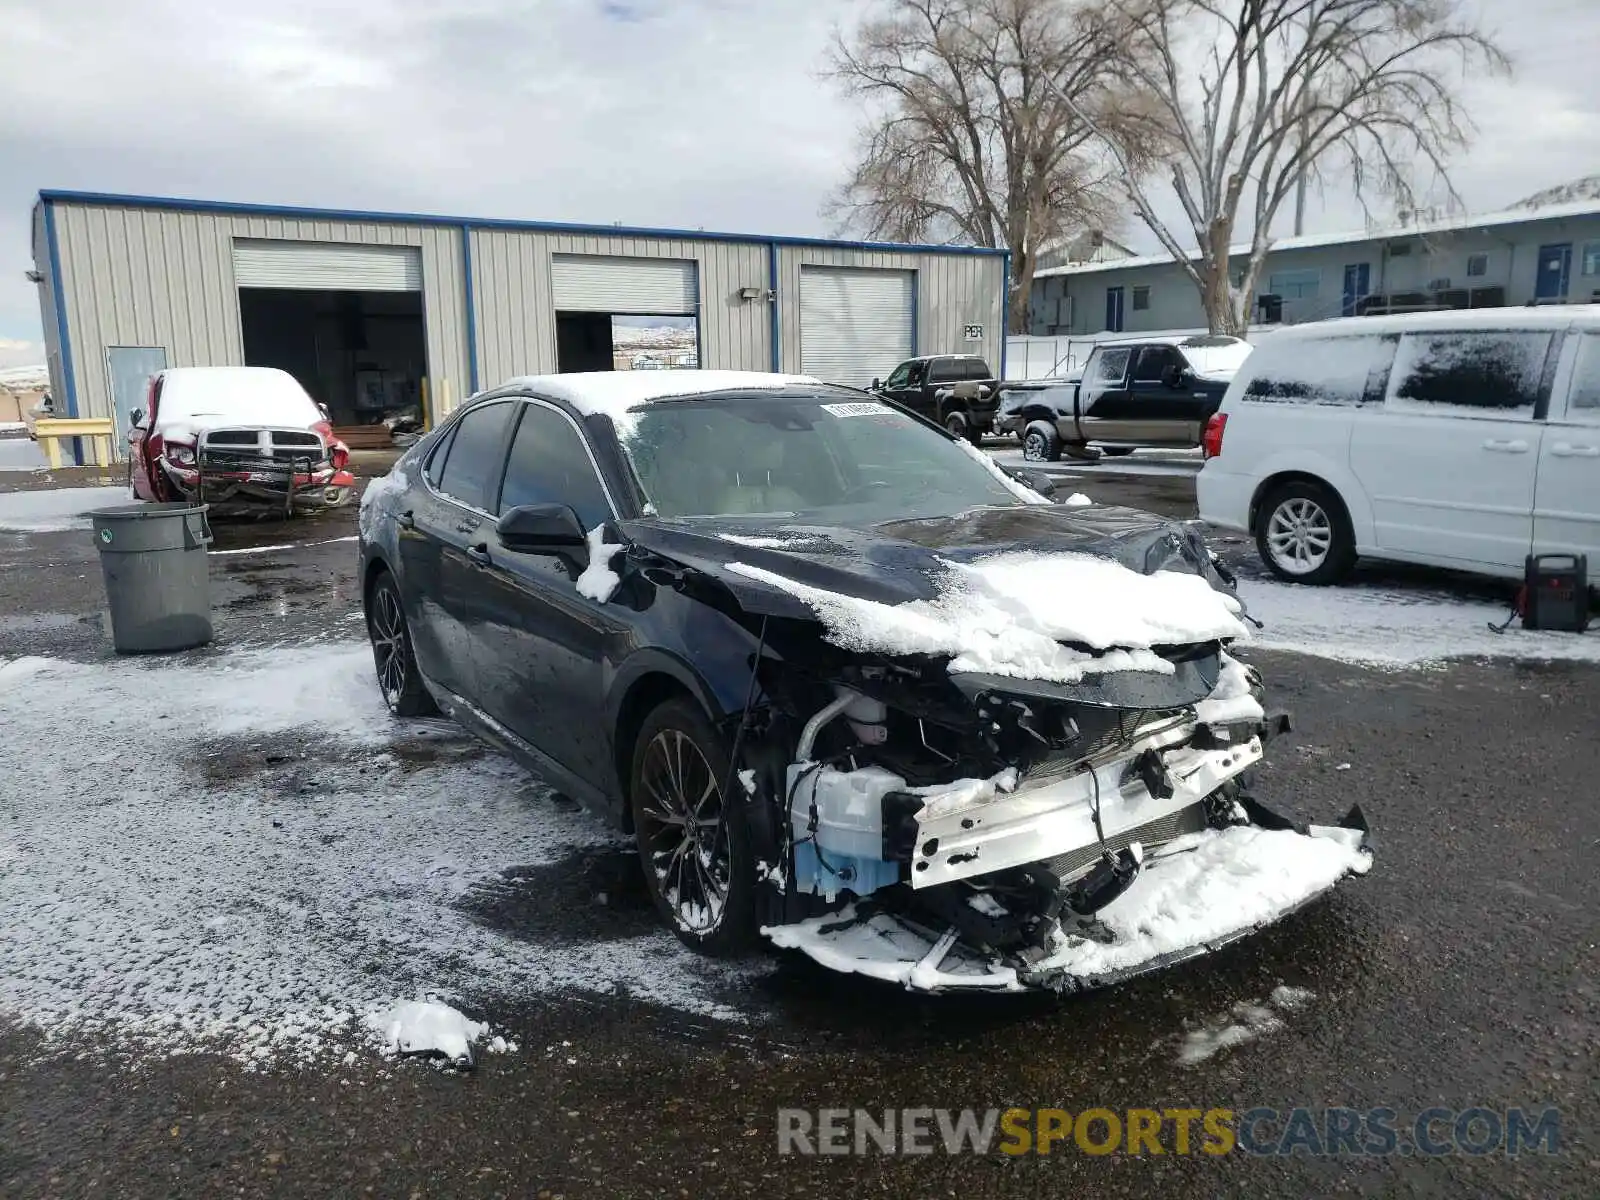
top-left (623, 504), bottom-right (1248, 685)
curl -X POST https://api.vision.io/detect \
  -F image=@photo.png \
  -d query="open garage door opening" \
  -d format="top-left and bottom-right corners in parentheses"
top-left (234, 240), bottom-right (428, 440)
top-left (553, 255), bottom-right (699, 373)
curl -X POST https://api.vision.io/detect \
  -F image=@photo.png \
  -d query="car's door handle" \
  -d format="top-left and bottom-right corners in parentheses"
top-left (1482, 439), bottom-right (1530, 453)
top-left (396, 510), bottom-right (415, 529)
top-left (465, 543), bottom-right (492, 566)
top-left (1550, 442), bottom-right (1600, 458)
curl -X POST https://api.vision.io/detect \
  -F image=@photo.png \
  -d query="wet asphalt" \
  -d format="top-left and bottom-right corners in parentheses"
top-left (1, 444), bottom-right (1595, 1198)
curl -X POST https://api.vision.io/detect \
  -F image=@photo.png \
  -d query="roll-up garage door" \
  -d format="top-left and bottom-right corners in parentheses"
top-left (232, 240), bottom-right (423, 291)
top-left (800, 267), bottom-right (915, 387)
top-left (551, 255), bottom-right (698, 314)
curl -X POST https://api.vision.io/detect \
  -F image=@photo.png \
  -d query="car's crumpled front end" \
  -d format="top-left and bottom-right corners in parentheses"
top-left (628, 503), bottom-right (1372, 994)
top-left (155, 422), bottom-right (357, 518)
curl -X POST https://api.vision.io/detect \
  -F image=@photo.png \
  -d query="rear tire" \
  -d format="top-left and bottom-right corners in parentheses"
top-left (1022, 421), bottom-right (1061, 462)
top-left (366, 570), bottom-right (438, 716)
top-left (943, 410), bottom-right (970, 439)
top-left (1254, 480), bottom-right (1357, 585)
top-left (630, 698), bottom-right (757, 956)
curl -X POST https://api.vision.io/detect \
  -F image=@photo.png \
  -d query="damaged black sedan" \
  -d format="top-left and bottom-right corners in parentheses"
top-left (359, 371), bottom-right (1370, 993)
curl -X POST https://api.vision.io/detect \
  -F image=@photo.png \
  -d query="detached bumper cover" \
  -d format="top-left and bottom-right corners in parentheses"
top-left (162, 461), bottom-right (356, 512)
top-left (763, 802), bottom-right (1372, 995)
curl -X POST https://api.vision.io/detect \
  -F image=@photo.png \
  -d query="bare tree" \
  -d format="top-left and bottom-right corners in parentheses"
top-left (1052, 0), bottom-right (1510, 333)
top-left (826, 0), bottom-right (1132, 333)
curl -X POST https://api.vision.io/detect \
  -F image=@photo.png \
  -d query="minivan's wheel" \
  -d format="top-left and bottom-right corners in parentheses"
top-left (1022, 420), bottom-right (1061, 462)
top-left (366, 570), bottom-right (438, 716)
top-left (1255, 480), bottom-right (1357, 585)
top-left (630, 698), bottom-right (756, 955)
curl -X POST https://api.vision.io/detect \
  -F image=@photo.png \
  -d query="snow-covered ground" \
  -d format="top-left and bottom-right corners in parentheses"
top-left (0, 643), bottom-right (756, 1069)
top-left (1239, 577), bottom-right (1600, 668)
top-left (0, 485), bottom-right (129, 532)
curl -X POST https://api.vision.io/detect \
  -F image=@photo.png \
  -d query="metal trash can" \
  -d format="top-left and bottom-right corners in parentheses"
top-left (90, 502), bottom-right (214, 653)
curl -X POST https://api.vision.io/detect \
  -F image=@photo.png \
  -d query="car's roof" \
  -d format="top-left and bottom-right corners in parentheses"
top-left (157, 366), bottom-right (302, 384)
top-left (1259, 305), bottom-right (1600, 340)
top-left (1089, 334), bottom-right (1248, 351)
top-left (494, 370), bottom-right (828, 422)
top-left (899, 353), bottom-right (990, 364)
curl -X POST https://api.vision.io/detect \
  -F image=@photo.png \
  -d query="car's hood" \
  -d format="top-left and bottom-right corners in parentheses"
top-left (620, 503), bottom-right (1233, 622)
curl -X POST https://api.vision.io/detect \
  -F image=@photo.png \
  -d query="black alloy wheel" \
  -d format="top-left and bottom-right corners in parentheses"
top-left (366, 571), bottom-right (438, 716)
top-left (630, 698), bottom-right (757, 954)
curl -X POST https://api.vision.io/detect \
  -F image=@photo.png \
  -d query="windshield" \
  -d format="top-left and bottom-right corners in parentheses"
top-left (1179, 339), bottom-right (1254, 377)
top-left (619, 395), bottom-right (1026, 522)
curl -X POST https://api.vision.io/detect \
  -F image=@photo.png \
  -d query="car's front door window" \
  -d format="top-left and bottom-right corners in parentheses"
top-left (497, 403), bottom-right (613, 529)
top-left (434, 401), bottom-right (514, 510)
top-left (882, 364), bottom-right (911, 390)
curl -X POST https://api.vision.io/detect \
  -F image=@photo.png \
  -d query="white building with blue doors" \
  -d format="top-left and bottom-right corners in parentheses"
top-left (1028, 199), bottom-right (1600, 336)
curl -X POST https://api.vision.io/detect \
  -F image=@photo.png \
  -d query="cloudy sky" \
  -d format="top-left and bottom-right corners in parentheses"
top-left (3, 0), bottom-right (1597, 367)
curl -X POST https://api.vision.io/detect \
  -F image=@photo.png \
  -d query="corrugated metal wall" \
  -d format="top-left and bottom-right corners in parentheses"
top-left (48, 202), bottom-right (470, 422)
top-left (776, 246), bottom-right (1004, 377)
top-left (469, 230), bottom-right (771, 383)
top-left (41, 196), bottom-right (1006, 423)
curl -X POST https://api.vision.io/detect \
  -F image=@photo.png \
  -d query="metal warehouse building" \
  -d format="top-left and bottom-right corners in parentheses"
top-left (30, 190), bottom-right (1008, 452)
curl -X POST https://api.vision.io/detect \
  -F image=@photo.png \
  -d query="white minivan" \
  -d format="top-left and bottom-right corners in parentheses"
top-left (1198, 308), bottom-right (1600, 584)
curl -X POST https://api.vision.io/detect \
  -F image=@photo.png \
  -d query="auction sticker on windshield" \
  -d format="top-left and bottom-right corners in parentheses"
top-left (821, 402), bottom-right (892, 418)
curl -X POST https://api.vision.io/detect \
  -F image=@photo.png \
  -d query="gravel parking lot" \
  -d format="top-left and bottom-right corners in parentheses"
top-left (1, 449), bottom-right (1595, 1198)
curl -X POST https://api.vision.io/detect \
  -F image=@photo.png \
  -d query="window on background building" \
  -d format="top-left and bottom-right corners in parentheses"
top-left (1466, 253), bottom-right (1489, 278)
top-left (1132, 285), bottom-right (1151, 311)
top-left (1582, 241), bottom-right (1600, 276)
top-left (1267, 269), bottom-right (1321, 299)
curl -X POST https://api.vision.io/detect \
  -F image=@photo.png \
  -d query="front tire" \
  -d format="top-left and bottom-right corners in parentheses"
top-left (1254, 480), bottom-right (1357, 585)
top-left (1022, 420), bottom-right (1061, 462)
top-left (366, 570), bottom-right (438, 716)
top-left (630, 698), bottom-right (757, 955)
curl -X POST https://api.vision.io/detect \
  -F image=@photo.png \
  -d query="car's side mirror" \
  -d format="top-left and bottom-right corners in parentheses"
top-left (496, 503), bottom-right (589, 557)
top-left (870, 378), bottom-right (882, 391)
top-left (129, 408), bottom-right (146, 428)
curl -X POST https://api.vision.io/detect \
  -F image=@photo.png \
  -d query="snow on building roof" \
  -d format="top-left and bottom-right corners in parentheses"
top-left (1035, 198), bottom-right (1600, 280)
top-left (501, 370), bottom-right (825, 427)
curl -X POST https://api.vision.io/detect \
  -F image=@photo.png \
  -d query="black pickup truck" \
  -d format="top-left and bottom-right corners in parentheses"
top-left (870, 354), bottom-right (998, 443)
top-left (999, 334), bottom-right (1252, 461)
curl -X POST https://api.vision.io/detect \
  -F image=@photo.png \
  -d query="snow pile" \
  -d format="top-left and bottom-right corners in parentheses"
top-left (1064, 493), bottom-right (1093, 508)
top-left (1036, 825), bottom-right (1370, 979)
top-left (366, 1000), bottom-right (515, 1068)
top-left (0, 640), bottom-right (760, 1068)
top-left (952, 437), bottom-right (1051, 505)
top-left (912, 768), bottom-right (1019, 820)
top-left (729, 550), bottom-right (1248, 684)
top-left (575, 524), bottom-right (626, 602)
top-left (1242, 579), bottom-right (1600, 668)
top-left (501, 371), bottom-right (819, 438)
top-left (0, 485), bottom-right (132, 533)
top-left (1193, 652), bottom-right (1264, 726)
top-left (1175, 985), bottom-right (1317, 1067)
top-left (765, 906), bottom-right (1020, 992)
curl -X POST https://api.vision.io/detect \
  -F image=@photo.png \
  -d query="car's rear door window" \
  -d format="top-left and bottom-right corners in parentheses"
top-left (927, 359), bottom-right (957, 384)
top-left (497, 403), bottom-right (613, 529)
top-left (1242, 335), bottom-right (1396, 406)
top-left (1386, 331), bottom-right (1553, 417)
top-left (1092, 348), bottom-right (1132, 384)
top-left (1133, 345), bottom-right (1182, 383)
top-left (1560, 332), bottom-right (1600, 422)
top-left (434, 400), bottom-right (513, 510)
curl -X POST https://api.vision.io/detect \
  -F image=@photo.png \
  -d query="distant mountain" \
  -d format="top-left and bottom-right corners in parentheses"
top-left (0, 364), bottom-right (48, 393)
top-left (1514, 175), bottom-right (1600, 209)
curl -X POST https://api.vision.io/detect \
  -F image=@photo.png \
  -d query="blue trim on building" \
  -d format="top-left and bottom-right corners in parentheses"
top-left (37, 189), bottom-right (1009, 260)
top-left (999, 249), bottom-right (1011, 380)
top-left (767, 242), bottom-right (781, 372)
top-left (42, 200), bottom-right (84, 465)
top-left (461, 225), bottom-right (480, 395)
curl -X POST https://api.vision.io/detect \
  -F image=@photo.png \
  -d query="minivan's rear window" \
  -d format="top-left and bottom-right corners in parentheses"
top-left (1242, 335), bottom-right (1394, 406)
top-left (1387, 331), bottom-right (1552, 415)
